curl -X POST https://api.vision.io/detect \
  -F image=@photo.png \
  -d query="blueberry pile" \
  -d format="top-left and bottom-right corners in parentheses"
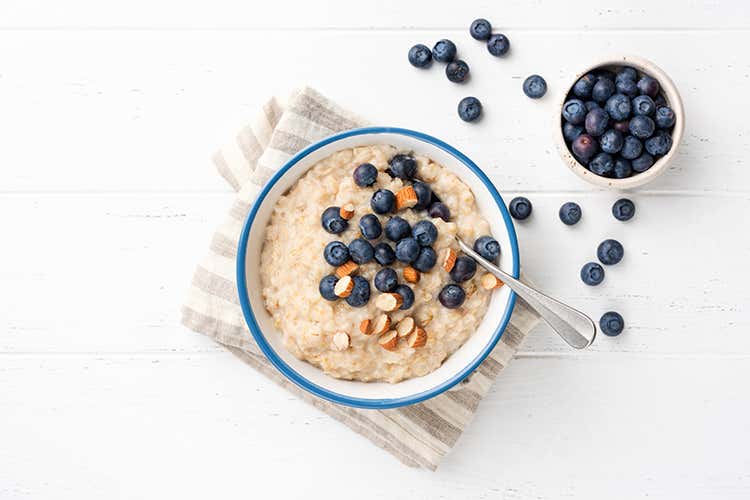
top-left (562, 65), bottom-right (677, 179)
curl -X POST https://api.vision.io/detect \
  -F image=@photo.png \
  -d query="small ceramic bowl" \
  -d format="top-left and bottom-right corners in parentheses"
top-left (236, 127), bottom-right (519, 409)
top-left (555, 55), bottom-right (685, 190)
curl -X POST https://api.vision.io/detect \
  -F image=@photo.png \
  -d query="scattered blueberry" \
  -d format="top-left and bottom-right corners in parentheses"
top-left (439, 284), bottom-right (466, 309)
top-left (458, 96), bottom-right (482, 122)
top-left (592, 76), bottom-right (616, 103)
top-left (559, 202), bottom-right (582, 225)
top-left (412, 246), bottom-right (437, 272)
top-left (385, 216), bottom-right (411, 241)
top-left (395, 237), bottom-right (420, 263)
top-left (599, 311), bottom-right (625, 336)
top-left (572, 134), bottom-right (598, 162)
top-left (597, 239), bottom-right (624, 265)
top-left (450, 255), bottom-right (477, 282)
top-left (585, 108), bottom-right (610, 137)
top-left (585, 100), bottom-right (600, 111)
top-left (605, 94), bottom-right (631, 121)
top-left (600, 129), bottom-right (624, 154)
top-left (321, 206), bottom-right (349, 234)
top-left (353, 163), bottom-right (378, 187)
top-left (323, 241), bottom-right (350, 266)
top-left (645, 131), bottom-right (673, 156)
top-left (612, 198), bottom-right (635, 221)
top-left (446, 60), bottom-right (470, 83)
top-left (395, 284), bottom-right (415, 310)
top-left (408, 44), bottom-right (433, 69)
top-left (413, 181), bottom-right (432, 210)
top-left (470, 18), bottom-right (492, 40)
top-left (319, 275), bottom-right (339, 301)
top-left (373, 242), bottom-right (396, 266)
top-left (359, 213), bottom-right (382, 240)
top-left (613, 120), bottom-right (630, 133)
top-left (613, 158), bottom-right (633, 179)
top-left (629, 115), bottom-right (655, 139)
top-left (616, 77), bottom-right (638, 98)
top-left (374, 268), bottom-right (398, 292)
top-left (632, 95), bottom-right (655, 116)
top-left (432, 39), bottom-right (457, 63)
top-left (486, 34), bottom-right (510, 56)
top-left (523, 75), bottom-right (547, 99)
top-left (655, 106), bottom-right (676, 128)
top-left (349, 238), bottom-right (374, 264)
top-left (615, 66), bottom-right (637, 83)
top-left (473, 235), bottom-right (500, 262)
top-left (589, 153), bottom-right (615, 177)
top-left (580, 262), bottom-right (605, 286)
top-left (412, 220), bottom-right (438, 247)
top-left (562, 99), bottom-right (587, 125)
top-left (637, 75), bottom-right (660, 97)
top-left (370, 189), bottom-right (396, 214)
top-left (573, 73), bottom-right (597, 99)
top-left (389, 154), bottom-right (417, 179)
top-left (509, 196), bottom-right (533, 220)
top-left (620, 135), bottom-right (643, 160)
top-left (563, 122), bottom-right (584, 142)
top-left (631, 152), bottom-right (655, 172)
top-left (346, 276), bottom-right (371, 307)
top-left (428, 202), bottom-right (451, 222)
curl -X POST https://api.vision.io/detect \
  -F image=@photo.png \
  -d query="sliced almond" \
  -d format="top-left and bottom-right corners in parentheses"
top-left (378, 330), bottom-right (399, 351)
top-left (396, 317), bottom-right (415, 338)
top-left (335, 260), bottom-right (358, 279)
top-left (441, 248), bottom-right (457, 273)
top-left (480, 273), bottom-right (504, 290)
top-left (334, 275), bottom-right (354, 298)
top-left (331, 331), bottom-right (350, 351)
top-left (375, 292), bottom-right (403, 312)
top-left (339, 203), bottom-right (355, 220)
top-left (403, 266), bottom-right (421, 284)
top-left (407, 327), bottom-right (427, 348)
top-left (359, 319), bottom-right (372, 335)
top-left (372, 314), bottom-right (391, 335)
top-left (395, 186), bottom-right (418, 210)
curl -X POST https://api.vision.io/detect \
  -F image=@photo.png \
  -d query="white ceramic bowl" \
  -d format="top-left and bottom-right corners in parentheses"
top-left (555, 55), bottom-right (685, 190)
top-left (236, 127), bottom-right (520, 409)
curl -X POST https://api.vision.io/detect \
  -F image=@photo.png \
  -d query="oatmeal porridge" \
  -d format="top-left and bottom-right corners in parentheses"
top-left (260, 144), bottom-right (503, 383)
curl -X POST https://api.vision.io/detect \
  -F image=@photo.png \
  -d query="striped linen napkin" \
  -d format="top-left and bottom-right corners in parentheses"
top-left (181, 87), bottom-right (540, 470)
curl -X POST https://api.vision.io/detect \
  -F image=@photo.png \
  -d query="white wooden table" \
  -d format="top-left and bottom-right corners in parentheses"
top-left (1, 1), bottom-right (749, 498)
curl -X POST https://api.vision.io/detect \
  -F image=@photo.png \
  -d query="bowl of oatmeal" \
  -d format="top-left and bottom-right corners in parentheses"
top-left (237, 127), bottom-right (519, 409)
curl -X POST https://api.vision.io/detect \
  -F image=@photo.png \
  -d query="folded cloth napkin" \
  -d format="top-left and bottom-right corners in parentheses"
top-left (181, 87), bottom-right (540, 470)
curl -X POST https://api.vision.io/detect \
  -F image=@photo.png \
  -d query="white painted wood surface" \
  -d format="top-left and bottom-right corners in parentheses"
top-left (1, 1), bottom-right (748, 498)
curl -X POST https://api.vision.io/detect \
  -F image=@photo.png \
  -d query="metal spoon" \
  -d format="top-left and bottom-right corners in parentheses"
top-left (456, 237), bottom-right (597, 349)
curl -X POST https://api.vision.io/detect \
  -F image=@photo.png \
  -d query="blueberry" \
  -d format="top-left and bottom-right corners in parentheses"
top-left (412, 247), bottom-right (437, 272)
top-left (374, 268), bottom-right (398, 292)
top-left (620, 135), bottom-right (643, 160)
top-left (373, 242), bottom-right (396, 266)
top-left (408, 44), bottom-right (433, 69)
top-left (645, 131), bottom-right (673, 156)
top-left (473, 235), bottom-right (500, 262)
top-left (412, 181), bottom-right (432, 210)
top-left (385, 216), bottom-right (411, 241)
top-left (446, 60), bottom-right (470, 83)
top-left (612, 198), bottom-right (635, 221)
top-left (558, 202), bottom-right (582, 225)
top-left (592, 77), bottom-right (616, 103)
top-left (562, 99), bottom-right (587, 125)
top-left (573, 73), bottom-right (597, 99)
top-left (450, 255), bottom-right (477, 282)
top-left (370, 189), bottom-right (396, 214)
top-left (654, 94), bottom-right (667, 107)
top-left (458, 96), bottom-right (482, 122)
top-left (346, 276), bottom-right (371, 307)
top-left (632, 95), bottom-right (655, 116)
top-left (605, 94), bottom-right (631, 121)
top-left (600, 129), bottom-right (624, 154)
top-left (563, 122), bottom-right (584, 142)
top-left (395, 284), bottom-right (415, 310)
top-left (412, 220), bottom-right (438, 247)
top-left (571, 134), bottom-right (598, 162)
top-left (613, 158), bottom-right (633, 179)
top-left (432, 39), bottom-right (457, 63)
top-left (585, 100), bottom-right (600, 111)
top-left (629, 115), bottom-right (655, 139)
top-left (319, 275), bottom-right (339, 300)
top-left (589, 153), bottom-right (615, 177)
top-left (616, 77), bottom-right (638, 98)
top-left (585, 108), bottom-right (610, 137)
top-left (599, 311), bottom-right (625, 336)
top-left (509, 196), bottom-right (532, 220)
top-left (353, 162), bottom-right (378, 187)
top-left (321, 206), bottom-right (349, 234)
top-left (580, 262), bottom-right (605, 286)
top-left (349, 238), bottom-right (374, 264)
top-left (358, 213), bottom-right (382, 240)
top-left (597, 239), bottom-right (624, 265)
top-left (631, 152), bottom-right (655, 172)
top-left (439, 284), bottom-right (466, 309)
top-left (389, 154), bottom-right (417, 179)
top-left (613, 120), bottom-right (630, 133)
top-left (470, 18), bottom-right (492, 40)
top-left (637, 75), bottom-right (660, 97)
top-left (428, 202), bottom-right (451, 222)
top-left (395, 237), bottom-right (420, 263)
top-left (523, 75), bottom-right (547, 99)
top-left (486, 33), bottom-right (510, 56)
top-left (323, 241), bottom-right (350, 266)
top-left (616, 66), bottom-right (638, 83)
top-left (655, 106), bottom-right (676, 129)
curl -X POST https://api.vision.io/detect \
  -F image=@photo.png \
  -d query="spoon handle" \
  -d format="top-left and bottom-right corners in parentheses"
top-left (456, 237), bottom-right (597, 349)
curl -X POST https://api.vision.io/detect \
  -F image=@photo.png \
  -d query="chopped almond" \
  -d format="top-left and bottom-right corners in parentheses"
top-left (375, 292), bottom-right (403, 312)
top-left (372, 314), bottom-right (391, 335)
top-left (332, 331), bottom-right (350, 351)
top-left (407, 327), bottom-right (427, 348)
top-left (403, 266), bottom-right (420, 284)
top-left (339, 203), bottom-right (355, 220)
top-left (480, 273), bottom-right (504, 290)
top-left (378, 330), bottom-right (399, 351)
top-left (396, 317), bottom-right (415, 338)
top-left (441, 248), bottom-right (457, 272)
top-left (395, 186), bottom-right (418, 210)
top-left (334, 275), bottom-right (354, 298)
top-left (359, 319), bottom-right (372, 335)
top-left (335, 260), bottom-right (359, 279)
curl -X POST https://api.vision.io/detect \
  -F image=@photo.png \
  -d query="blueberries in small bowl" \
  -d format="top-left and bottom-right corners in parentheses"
top-left (572, 134), bottom-right (598, 163)
top-left (446, 60), bottom-right (470, 83)
top-left (559, 202), bottom-right (582, 226)
top-left (605, 94), bottom-right (631, 121)
top-left (620, 135), bottom-right (643, 160)
top-left (573, 73), bottom-right (597, 98)
top-left (631, 152), bottom-right (654, 173)
top-left (563, 123), bottom-right (584, 142)
top-left (408, 44), bottom-right (433, 69)
top-left (509, 196), bottom-right (532, 220)
top-left (655, 106), bottom-right (676, 128)
top-left (585, 108), bottom-right (609, 137)
top-left (597, 239), bottom-right (624, 265)
top-left (600, 129), bottom-right (623, 154)
top-left (371, 189), bottom-right (395, 214)
top-left (458, 96), bottom-right (482, 122)
top-left (592, 76), bottom-right (615, 103)
top-left (612, 198), bottom-right (635, 221)
top-left (562, 99), bottom-right (587, 125)
top-left (637, 75), bottom-right (660, 97)
top-left (470, 18), bottom-right (492, 40)
top-left (589, 153), bottom-right (614, 177)
top-left (523, 75), bottom-right (547, 99)
top-left (613, 158), bottom-right (633, 179)
top-left (632, 95), bottom-right (655, 116)
top-left (645, 131), bottom-right (673, 156)
top-left (629, 115), bottom-right (655, 139)
top-left (432, 39), bottom-right (457, 63)
top-left (486, 34), bottom-right (510, 56)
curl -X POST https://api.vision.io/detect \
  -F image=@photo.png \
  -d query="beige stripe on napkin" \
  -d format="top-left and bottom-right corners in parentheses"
top-left (181, 87), bottom-right (540, 470)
